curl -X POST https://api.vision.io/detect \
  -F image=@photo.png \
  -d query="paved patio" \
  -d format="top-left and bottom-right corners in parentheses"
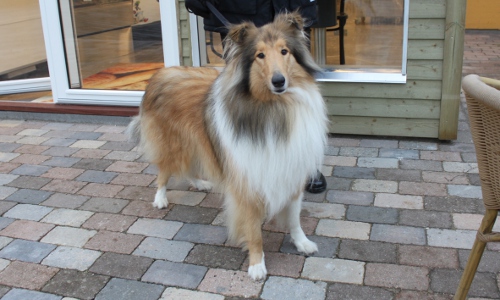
top-left (0, 30), bottom-right (498, 299)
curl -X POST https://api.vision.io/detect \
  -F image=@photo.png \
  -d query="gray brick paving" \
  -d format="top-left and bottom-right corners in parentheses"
top-left (165, 204), bottom-right (219, 224)
top-left (79, 197), bottom-right (129, 213)
top-left (2, 289), bottom-right (62, 300)
top-left (370, 224), bottom-right (426, 245)
top-left (174, 224), bottom-right (227, 245)
top-left (142, 260), bottom-right (207, 289)
top-left (89, 252), bottom-right (153, 280)
top-left (185, 244), bottom-right (247, 269)
top-left (41, 156), bottom-right (81, 167)
top-left (41, 246), bottom-right (101, 271)
top-left (0, 239), bottom-right (56, 263)
top-left (133, 237), bottom-right (193, 261)
top-left (261, 276), bottom-right (327, 300)
top-left (4, 204), bottom-right (53, 221)
top-left (338, 240), bottom-right (397, 263)
top-left (346, 205), bottom-right (398, 224)
top-left (95, 278), bottom-right (164, 300)
top-left (76, 170), bottom-right (118, 184)
top-left (6, 176), bottom-right (52, 189)
top-left (42, 269), bottom-right (109, 300)
top-left (327, 282), bottom-right (394, 300)
top-left (0, 37), bottom-right (498, 298)
top-left (11, 164), bottom-right (51, 176)
top-left (127, 218), bottom-right (182, 239)
top-left (5, 189), bottom-right (53, 204)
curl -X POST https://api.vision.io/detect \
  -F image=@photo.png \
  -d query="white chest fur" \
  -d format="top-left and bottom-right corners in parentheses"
top-left (212, 85), bottom-right (328, 218)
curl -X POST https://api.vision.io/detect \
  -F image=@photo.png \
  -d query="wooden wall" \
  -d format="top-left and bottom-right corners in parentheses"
top-left (178, 0), bottom-right (466, 140)
top-left (322, 0), bottom-right (465, 140)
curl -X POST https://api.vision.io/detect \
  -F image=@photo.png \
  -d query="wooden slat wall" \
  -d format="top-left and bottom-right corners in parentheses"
top-left (175, 0), bottom-right (465, 140)
top-left (325, 0), bottom-right (459, 139)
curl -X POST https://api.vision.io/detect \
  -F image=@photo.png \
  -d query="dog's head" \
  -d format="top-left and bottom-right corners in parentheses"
top-left (223, 12), bottom-right (321, 100)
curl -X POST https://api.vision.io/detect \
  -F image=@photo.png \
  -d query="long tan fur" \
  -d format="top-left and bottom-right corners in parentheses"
top-left (129, 12), bottom-right (328, 281)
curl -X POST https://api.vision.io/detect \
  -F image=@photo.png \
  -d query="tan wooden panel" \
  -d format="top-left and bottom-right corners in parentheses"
top-left (407, 60), bottom-right (443, 80)
top-left (407, 40), bottom-right (444, 60)
top-left (319, 80), bottom-right (442, 100)
top-left (409, 0), bottom-right (446, 19)
top-left (2, 0), bottom-right (42, 26)
top-left (328, 116), bottom-right (439, 138)
top-left (325, 97), bottom-right (441, 119)
top-left (408, 19), bottom-right (446, 40)
top-left (0, 19), bottom-right (46, 74)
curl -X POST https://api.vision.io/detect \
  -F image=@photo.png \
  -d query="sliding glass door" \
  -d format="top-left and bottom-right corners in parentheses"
top-left (40, 0), bottom-right (180, 106)
top-left (0, 0), bottom-right (51, 98)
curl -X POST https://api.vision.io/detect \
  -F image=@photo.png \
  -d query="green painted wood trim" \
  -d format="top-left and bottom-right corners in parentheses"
top-left (328, 116), bottom-right (439, 138)
top-left (319, 80), bottom-right (442, 99)
top-left (325, 97), bottom-right (441, 119)
top-left (410, 0), bottom-right (446, 19)
top-left (438, 0), bottom-right (467, 140)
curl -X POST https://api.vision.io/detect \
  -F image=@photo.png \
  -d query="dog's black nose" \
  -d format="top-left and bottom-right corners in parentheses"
top-left (272, 73), bottom-right (286, 88)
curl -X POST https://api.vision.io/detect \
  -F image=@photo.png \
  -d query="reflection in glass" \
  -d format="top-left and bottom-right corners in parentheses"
top-left (0, 1), bottom-right (49, 82)
top-left (199, 0), bottom-right (405, 74)
top-left (318, 0), bottom-right (404, 69)
top-left (60, 0), bottom-right (165, 90)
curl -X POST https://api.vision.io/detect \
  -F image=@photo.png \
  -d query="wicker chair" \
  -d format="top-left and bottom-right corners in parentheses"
top-left (455, 74), bottom-right (500, 300)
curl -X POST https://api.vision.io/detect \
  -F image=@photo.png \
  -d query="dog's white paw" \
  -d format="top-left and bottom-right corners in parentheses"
top-left (189, 179), bottom-right (213, 191)
top-left (153, 188), bottom-right (168, 209)
top-left (248, 260), bottom-right (267, 281)
top-left (294, 238), bottom-right (318, 255)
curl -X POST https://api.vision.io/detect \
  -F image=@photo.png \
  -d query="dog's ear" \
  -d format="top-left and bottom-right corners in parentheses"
top-left (276, 11), bottom-right (305, 31)
top-left (227, 22), bottom-right (254, 44)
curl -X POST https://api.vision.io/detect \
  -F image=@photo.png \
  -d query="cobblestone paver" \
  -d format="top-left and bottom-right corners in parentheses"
top-left (0, 30), bottom-right (498, 299)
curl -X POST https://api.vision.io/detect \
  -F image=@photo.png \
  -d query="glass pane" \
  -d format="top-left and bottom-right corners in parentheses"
top-left (317, 0), bottom-right (404, 69)
top-left (197, 0), bottom-right (406, 76)
top-left (0, 1), bottom-right (49, 82)
top-left (60, 0), bottom-right (165, 91)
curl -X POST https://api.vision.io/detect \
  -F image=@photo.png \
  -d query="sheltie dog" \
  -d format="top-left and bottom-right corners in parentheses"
top-left (127, 12), bottom-right (328, 280)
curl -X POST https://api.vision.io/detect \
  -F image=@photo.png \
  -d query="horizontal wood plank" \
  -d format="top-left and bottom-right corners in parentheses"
top-left (408, 19), bottom-right (446, 40)
top-left (325, 97), bottom-right (441, 119)
top-left (319, 80), bottom-right (442, 100)
top-left (328, 116), bottom-right (439, 138)
top-left (407, 40), bottom-right (444, 60)
top-left (407, 60), bottom-right (443, 80)
top-left (409, 0), bottom-right (446, 19)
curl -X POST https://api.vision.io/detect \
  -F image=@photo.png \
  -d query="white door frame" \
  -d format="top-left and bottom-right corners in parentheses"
top-left (0, 78), bottom-right (51, 95)
top-left (39, 0), bottom-right (180, 106)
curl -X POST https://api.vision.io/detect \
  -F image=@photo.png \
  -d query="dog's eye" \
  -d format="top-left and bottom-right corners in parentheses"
top-left (281, 49), bottom-right (288, 55)
top-left (257, 53), bottom-right (265, 59)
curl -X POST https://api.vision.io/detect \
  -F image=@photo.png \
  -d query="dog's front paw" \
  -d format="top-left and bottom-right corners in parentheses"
top-left (294, 238), bottom-right (318, 255)
top-left (248, 261), bottom-right (267, 281)
top-left (153, 188), bottom-right (168, 209)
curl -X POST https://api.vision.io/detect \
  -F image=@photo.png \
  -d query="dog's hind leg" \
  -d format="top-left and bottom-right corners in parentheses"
top-left (153, 168), bottom-right (171, 209)
top-left (188, 178), bottom-right (213, 191)
top-left (286, 192), bottom-right (318, 254)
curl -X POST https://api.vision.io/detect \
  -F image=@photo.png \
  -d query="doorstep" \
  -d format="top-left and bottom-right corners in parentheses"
top-left (0, 101), bottom-right (138, 117)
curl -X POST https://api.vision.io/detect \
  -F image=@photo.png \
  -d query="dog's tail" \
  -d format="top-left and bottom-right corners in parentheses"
top-left (126, 115), bottom-right (141, 144)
